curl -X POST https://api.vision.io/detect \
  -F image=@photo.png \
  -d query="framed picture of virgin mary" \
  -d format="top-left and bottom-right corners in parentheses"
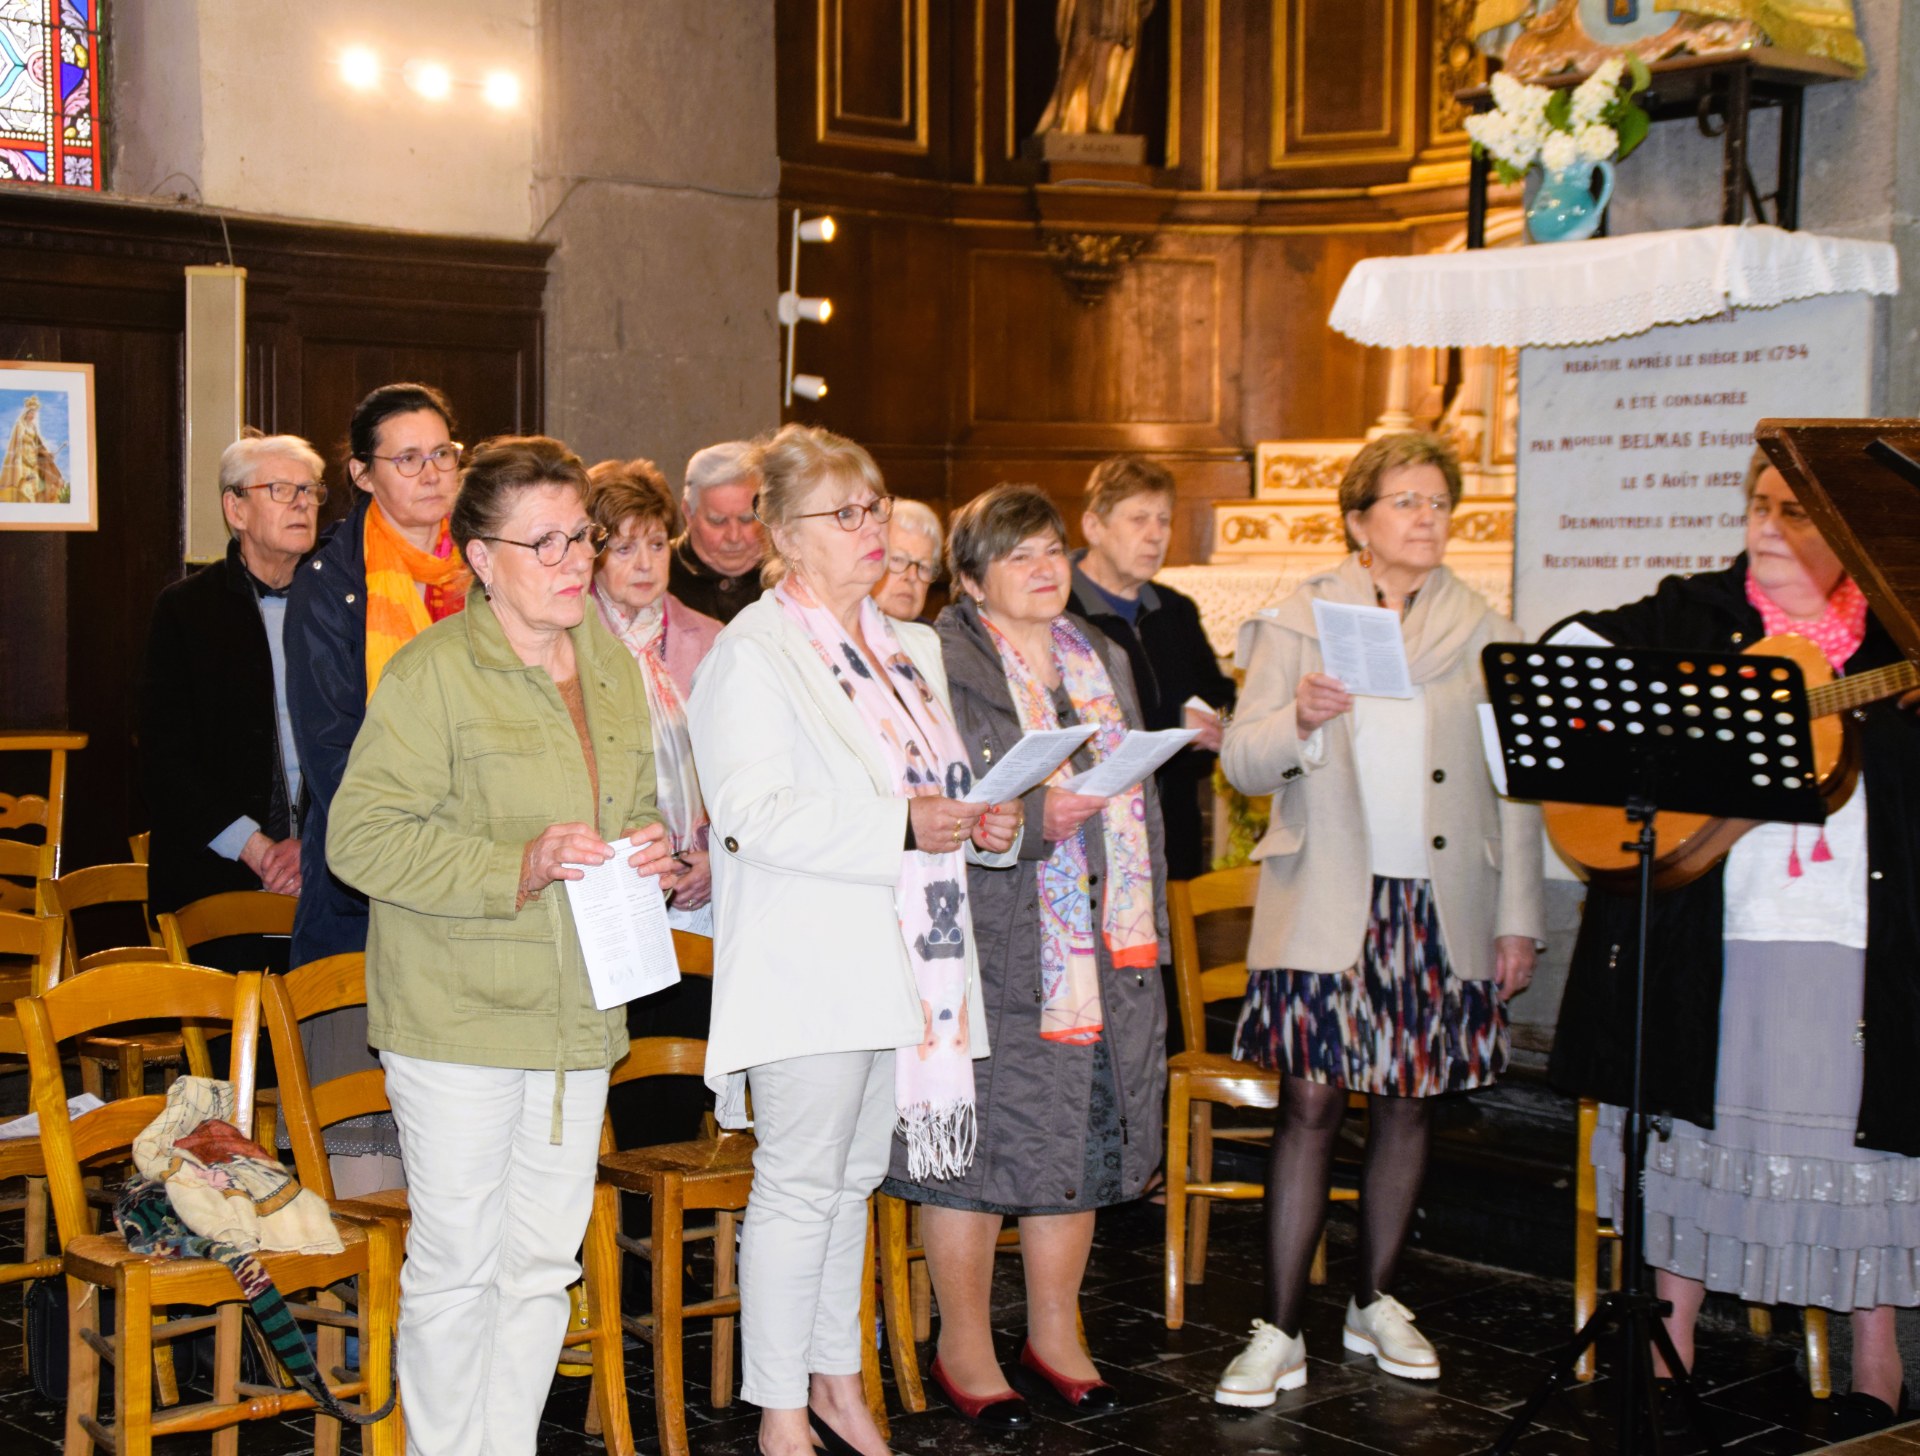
top-left (0, 361), bottom-right (96, 531)
top-left (1474, 0), bottom-right (1864, 79)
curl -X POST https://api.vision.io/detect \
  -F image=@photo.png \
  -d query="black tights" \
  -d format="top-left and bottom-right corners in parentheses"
top-left (1264, 1076), bottom-right (1433, 1336)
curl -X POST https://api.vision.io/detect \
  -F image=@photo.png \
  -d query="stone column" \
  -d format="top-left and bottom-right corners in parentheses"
top-left (536, 0), bottom-right (780, 477)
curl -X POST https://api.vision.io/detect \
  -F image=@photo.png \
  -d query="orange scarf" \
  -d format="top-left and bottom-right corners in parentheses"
top-left (364, 502), bottom-right (468, 699)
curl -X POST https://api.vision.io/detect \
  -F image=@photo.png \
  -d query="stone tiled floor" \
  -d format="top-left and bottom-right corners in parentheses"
top-left (0, 1196), bottom-right (1862, 1455)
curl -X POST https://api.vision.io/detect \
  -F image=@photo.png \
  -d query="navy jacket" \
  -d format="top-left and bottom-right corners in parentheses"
top-left (286, 490), bottom-right (373, 964)
top-left (138, 540), bottom-right (302, 915)
top-left (1547, 557), bottom-right (1920, 1155)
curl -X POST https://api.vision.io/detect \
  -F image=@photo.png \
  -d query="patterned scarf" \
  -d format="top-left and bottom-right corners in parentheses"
top-left (986, 613), bottom-right (1157, 1045)
top-left (1745, 568), bottom-right (1868, 671)
top-left (593, 586), bottom-right (706, 851)
top-left (363, 502), bottom-right (467, 699)
top-left (1745, 568), bottom-right (1869, 876)
top-left (775, 576), bottom-right (977, 1179)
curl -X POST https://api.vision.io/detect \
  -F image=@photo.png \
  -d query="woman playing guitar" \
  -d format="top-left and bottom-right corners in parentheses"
top-left (1548, 449), bottom-right (1920, 1440)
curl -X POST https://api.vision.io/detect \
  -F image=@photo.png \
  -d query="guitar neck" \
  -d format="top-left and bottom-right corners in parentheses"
top-left (1808, 659), bottom-right (1920, 718)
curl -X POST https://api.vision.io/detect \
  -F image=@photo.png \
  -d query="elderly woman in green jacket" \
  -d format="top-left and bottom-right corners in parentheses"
top-left (329, 435), bottom-right (680, 1456)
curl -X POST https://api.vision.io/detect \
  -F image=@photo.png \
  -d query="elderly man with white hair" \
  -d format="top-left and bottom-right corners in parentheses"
top-left (669, 439), bottom-right (767, 623)
top-left (871, 497), bottom-right (945, 624)
top-left (139, 431), bottom-right (327, 919)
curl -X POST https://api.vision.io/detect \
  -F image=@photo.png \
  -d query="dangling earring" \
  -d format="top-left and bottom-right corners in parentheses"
top-left (1358, 544), bottom-right (1373, 569)
top-left (480, 579), bottom-right (493, 601)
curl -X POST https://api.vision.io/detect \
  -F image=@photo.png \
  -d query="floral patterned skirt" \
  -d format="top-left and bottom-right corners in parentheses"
top-left (1232, 875), bottom-right (1507, 1097)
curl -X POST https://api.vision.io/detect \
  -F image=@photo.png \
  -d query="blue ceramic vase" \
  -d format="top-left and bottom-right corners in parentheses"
top-left (1526, 158), bottom-right (1615, 244)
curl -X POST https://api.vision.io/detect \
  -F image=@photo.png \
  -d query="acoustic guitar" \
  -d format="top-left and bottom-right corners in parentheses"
top-left (1543, 632), bottom-right (1920, 890)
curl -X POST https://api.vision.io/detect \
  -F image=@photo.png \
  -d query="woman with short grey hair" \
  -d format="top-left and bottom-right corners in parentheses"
top-left (872, 497), bottom-right (945, 624)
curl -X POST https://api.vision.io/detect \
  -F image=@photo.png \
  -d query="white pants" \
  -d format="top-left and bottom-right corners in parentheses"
top-left (381, 1054), bottom-right (609, 1456)
top-left (739, 1048), bottom-right (894, 1409)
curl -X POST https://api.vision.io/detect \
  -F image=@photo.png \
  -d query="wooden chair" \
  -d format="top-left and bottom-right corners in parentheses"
top-left (39, 863), bottom-right (181, 1099)
top-left (1, 911), bottom-right (69, 1350)
top-left (159, 889), bottom-right (297, 1077)
top-left (0, 730), bottom-right (87, 912)
top-left (1163, 866), bottom-right (1359, 1328)
top-left (17, 961), bottom-right (401, 1456)
top-left (128, 831), bottom-right (150, 865)
top-left (1572, 1096), bottom-right (1830, 1395)
top-left (264, 953), bottom-right (634, 1455)
top-left (874, 1193), bottom-right (1024, 1414)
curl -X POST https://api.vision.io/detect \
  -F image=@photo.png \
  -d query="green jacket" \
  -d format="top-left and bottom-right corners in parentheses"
top-left (328, 585), bottom-right (660, 1075)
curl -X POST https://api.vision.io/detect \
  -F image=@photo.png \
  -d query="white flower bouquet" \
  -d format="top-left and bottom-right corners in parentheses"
top-left (1465, 56), bottom-right (1652, 184)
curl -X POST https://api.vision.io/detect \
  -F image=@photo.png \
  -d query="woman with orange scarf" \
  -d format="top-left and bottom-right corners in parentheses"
top-left (286, 381), bottom-right (467, 1194)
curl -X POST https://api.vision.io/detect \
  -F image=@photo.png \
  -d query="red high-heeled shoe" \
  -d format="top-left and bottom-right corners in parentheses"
top-left (1018, 1341), bottom-right (1121, 1412)
top-left (930, 1356), bottom-right (1032, 1427)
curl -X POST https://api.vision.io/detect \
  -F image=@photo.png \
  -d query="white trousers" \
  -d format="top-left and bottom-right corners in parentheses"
top-left (739, 1048), bottom-right (894, 1409)
top-left (381, 1053), bottom-right (609, 1456)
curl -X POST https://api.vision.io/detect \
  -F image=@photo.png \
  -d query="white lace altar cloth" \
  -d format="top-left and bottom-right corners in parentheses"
top-left (1328, 225), bottom-right (1899, 350)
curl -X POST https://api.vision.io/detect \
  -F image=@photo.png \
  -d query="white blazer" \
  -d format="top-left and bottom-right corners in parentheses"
top-left (687, 595), bottom-right (1000, 1125)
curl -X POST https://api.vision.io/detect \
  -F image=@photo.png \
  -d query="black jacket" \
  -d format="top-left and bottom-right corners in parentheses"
top-left (138, 541), bottom-right (301, 915)
top-left (285, 490), bottom-right (373, 965)
top-left (1548, 557), bottom-right (1920, 1155)
top-left (667, 535), bottom-right (763, 624)
top-left (1068, 558), bottom-right (1236, 880)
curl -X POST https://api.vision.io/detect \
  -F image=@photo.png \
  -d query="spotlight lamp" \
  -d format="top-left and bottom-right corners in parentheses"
top-left (339, 47), bottom-right (380, 90)
top-left (482, 71), bottom-right (521, 109)
top-left (782, 209), bottom-right (839, 407)
top-left (406, 60), bottom-right (453, 101)
top-left (337, 45), bottom-right (524, 110)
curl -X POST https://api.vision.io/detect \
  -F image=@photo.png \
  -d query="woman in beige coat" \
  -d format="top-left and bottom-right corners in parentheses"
top-left (1211, 432), bottom-right (1543, 1408)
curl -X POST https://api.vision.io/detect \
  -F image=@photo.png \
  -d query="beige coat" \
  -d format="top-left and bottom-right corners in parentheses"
top-left (1220, 568), bottom-right (1543, 981)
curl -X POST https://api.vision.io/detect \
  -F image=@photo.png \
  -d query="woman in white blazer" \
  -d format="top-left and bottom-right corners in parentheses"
top-left (687, 425), bottom-right (1021, 1456)
top-left (1210, 432), bottom-right (1544, 1409)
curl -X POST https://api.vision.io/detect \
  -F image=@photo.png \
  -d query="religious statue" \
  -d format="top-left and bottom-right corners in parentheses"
top-left (0, 395), bottom-right (68, 505)
top-left (1470, 0), bottom-right (1864, 78)
top-left (1034, 0), bottom-right (1157, 137)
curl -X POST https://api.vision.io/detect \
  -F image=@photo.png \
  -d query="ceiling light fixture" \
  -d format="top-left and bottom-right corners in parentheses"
top-left (339, 46), bottom-right (380, 90)
top-left (782, 212), bottom-right (838, 407)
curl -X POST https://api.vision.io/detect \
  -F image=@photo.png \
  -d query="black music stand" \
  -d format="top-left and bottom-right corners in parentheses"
top-left (1480, 643), bottom-right (1825, 1456)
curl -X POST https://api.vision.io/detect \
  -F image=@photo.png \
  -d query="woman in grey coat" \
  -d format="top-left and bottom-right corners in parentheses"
top-left (882, 483), bottom-right (1170, 1426)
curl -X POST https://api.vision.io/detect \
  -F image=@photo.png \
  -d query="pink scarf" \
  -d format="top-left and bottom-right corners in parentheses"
top-left (1744, 568), bottom-right (1869, 876)
top-left (593, 586), bottom-right (707, 853)
top-left (775, 576), bottom-right (978, 1179)
top-left (987, 613), bottom-right (1158, 1045)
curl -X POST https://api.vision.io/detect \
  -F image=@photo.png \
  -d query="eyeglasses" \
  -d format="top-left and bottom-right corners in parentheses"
top-left (366, 443), bottom-right (464, 477)
top-left (791, 496), bottom-right (895, 532)
top-left (479, 522), bottom-right (609, 567)
top-left (231, 479), bottom-right (328, 506)
top-left (886, 551), bottom-right (940, 583)
top-left (1373, 491), bottom-right (1454, 515)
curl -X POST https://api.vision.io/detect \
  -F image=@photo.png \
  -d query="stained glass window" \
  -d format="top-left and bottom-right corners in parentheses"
top-left (0, 0), bottom-right (103, 190)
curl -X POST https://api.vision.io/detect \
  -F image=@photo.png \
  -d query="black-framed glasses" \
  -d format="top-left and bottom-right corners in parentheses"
top-left (886, 550), bottom-right (940, 583)
top-left (366, 443), bottom-right (464, 477)
top-left (791, 496), bottom-right (895, 532)
top-left (480, 523), bottom-right (609, 567)
top-left (231, 479), bottom-right (328, 506)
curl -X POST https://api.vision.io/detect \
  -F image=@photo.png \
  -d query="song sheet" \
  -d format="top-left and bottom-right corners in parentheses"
top-left (1311, 599), bottom-right (1413, 699)
top-left (563, 836), bottom-right (681, 1010)
top-left (963, 724), bottom-right (1097, 804)
top-left (1062, 728), bottom-right (1199, 798)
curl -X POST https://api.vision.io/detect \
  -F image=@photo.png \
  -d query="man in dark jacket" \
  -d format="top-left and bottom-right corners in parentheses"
top-left (139, 434), bottom-right (325, 918)
top-left (668, 440), bottom-right (765, 623)
top-left (1068, 455), bottom-right (1236, 881)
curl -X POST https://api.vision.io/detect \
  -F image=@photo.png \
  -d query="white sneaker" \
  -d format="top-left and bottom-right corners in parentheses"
top-left (1343, 1295), bottom-right (1440, 1380)
top-left (1213, 1320), bottom-right (1307, 1408)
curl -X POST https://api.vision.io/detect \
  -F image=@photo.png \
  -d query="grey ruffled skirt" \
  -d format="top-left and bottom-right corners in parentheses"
top-left (1594, 938), bottom-right (1920, 1313)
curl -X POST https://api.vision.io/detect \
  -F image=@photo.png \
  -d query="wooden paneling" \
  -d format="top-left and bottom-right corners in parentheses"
top-left (780, 0), bottom-right (949, 178)
top-left (1255, 0), bottom-right (1419, 181)
top-left (0, 193), bottom-right (547, 868)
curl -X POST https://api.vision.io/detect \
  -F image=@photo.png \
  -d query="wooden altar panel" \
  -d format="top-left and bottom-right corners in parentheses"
top-left (778, 0), bottom-right (949, 178)
top-left (1251, 0), bottom-right (1419, 184)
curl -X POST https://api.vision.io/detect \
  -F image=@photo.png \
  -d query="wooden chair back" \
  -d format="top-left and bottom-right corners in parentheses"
top-left (599, 930), bottom-right (716, 1154)
top-left (38, 862), bottom-right (161, 978)
top-left (128, 831), bottom-right (150, 865)
top-left (1167, 865), bottom-right (1260, 1055)
top-left (261, 955), bottom-right (390, 1201)
top-left (0, 908), bottom-right (63, 999)
top-left (158, 889), bottom-right (298, 960)
top-left (0, 731), bottom-right (87, 910)
top-left (16, 963), bottom-right (262, 1246)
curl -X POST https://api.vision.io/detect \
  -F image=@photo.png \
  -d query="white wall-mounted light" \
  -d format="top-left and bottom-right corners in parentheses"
top-left (782, 212), bottom-right (838, 407)
top-left (339, 46), bottom-right (380, 90)
top-left (482, 71), bottom-right (520, 109)
top-left (406, 60), bottom-right (453, 101)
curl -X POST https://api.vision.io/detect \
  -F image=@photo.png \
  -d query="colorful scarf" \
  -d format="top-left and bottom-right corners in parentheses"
top-left (1745, 568), bottom-right (1868, 672)
top-left (364, 502), bottom-right (467, 699)
top-left (775, 576), bottom-right (977, 1179)
top-left (986, 613), bottom-right (1158, 1045)
top-left (593, 586), bottom-right (707, 851)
